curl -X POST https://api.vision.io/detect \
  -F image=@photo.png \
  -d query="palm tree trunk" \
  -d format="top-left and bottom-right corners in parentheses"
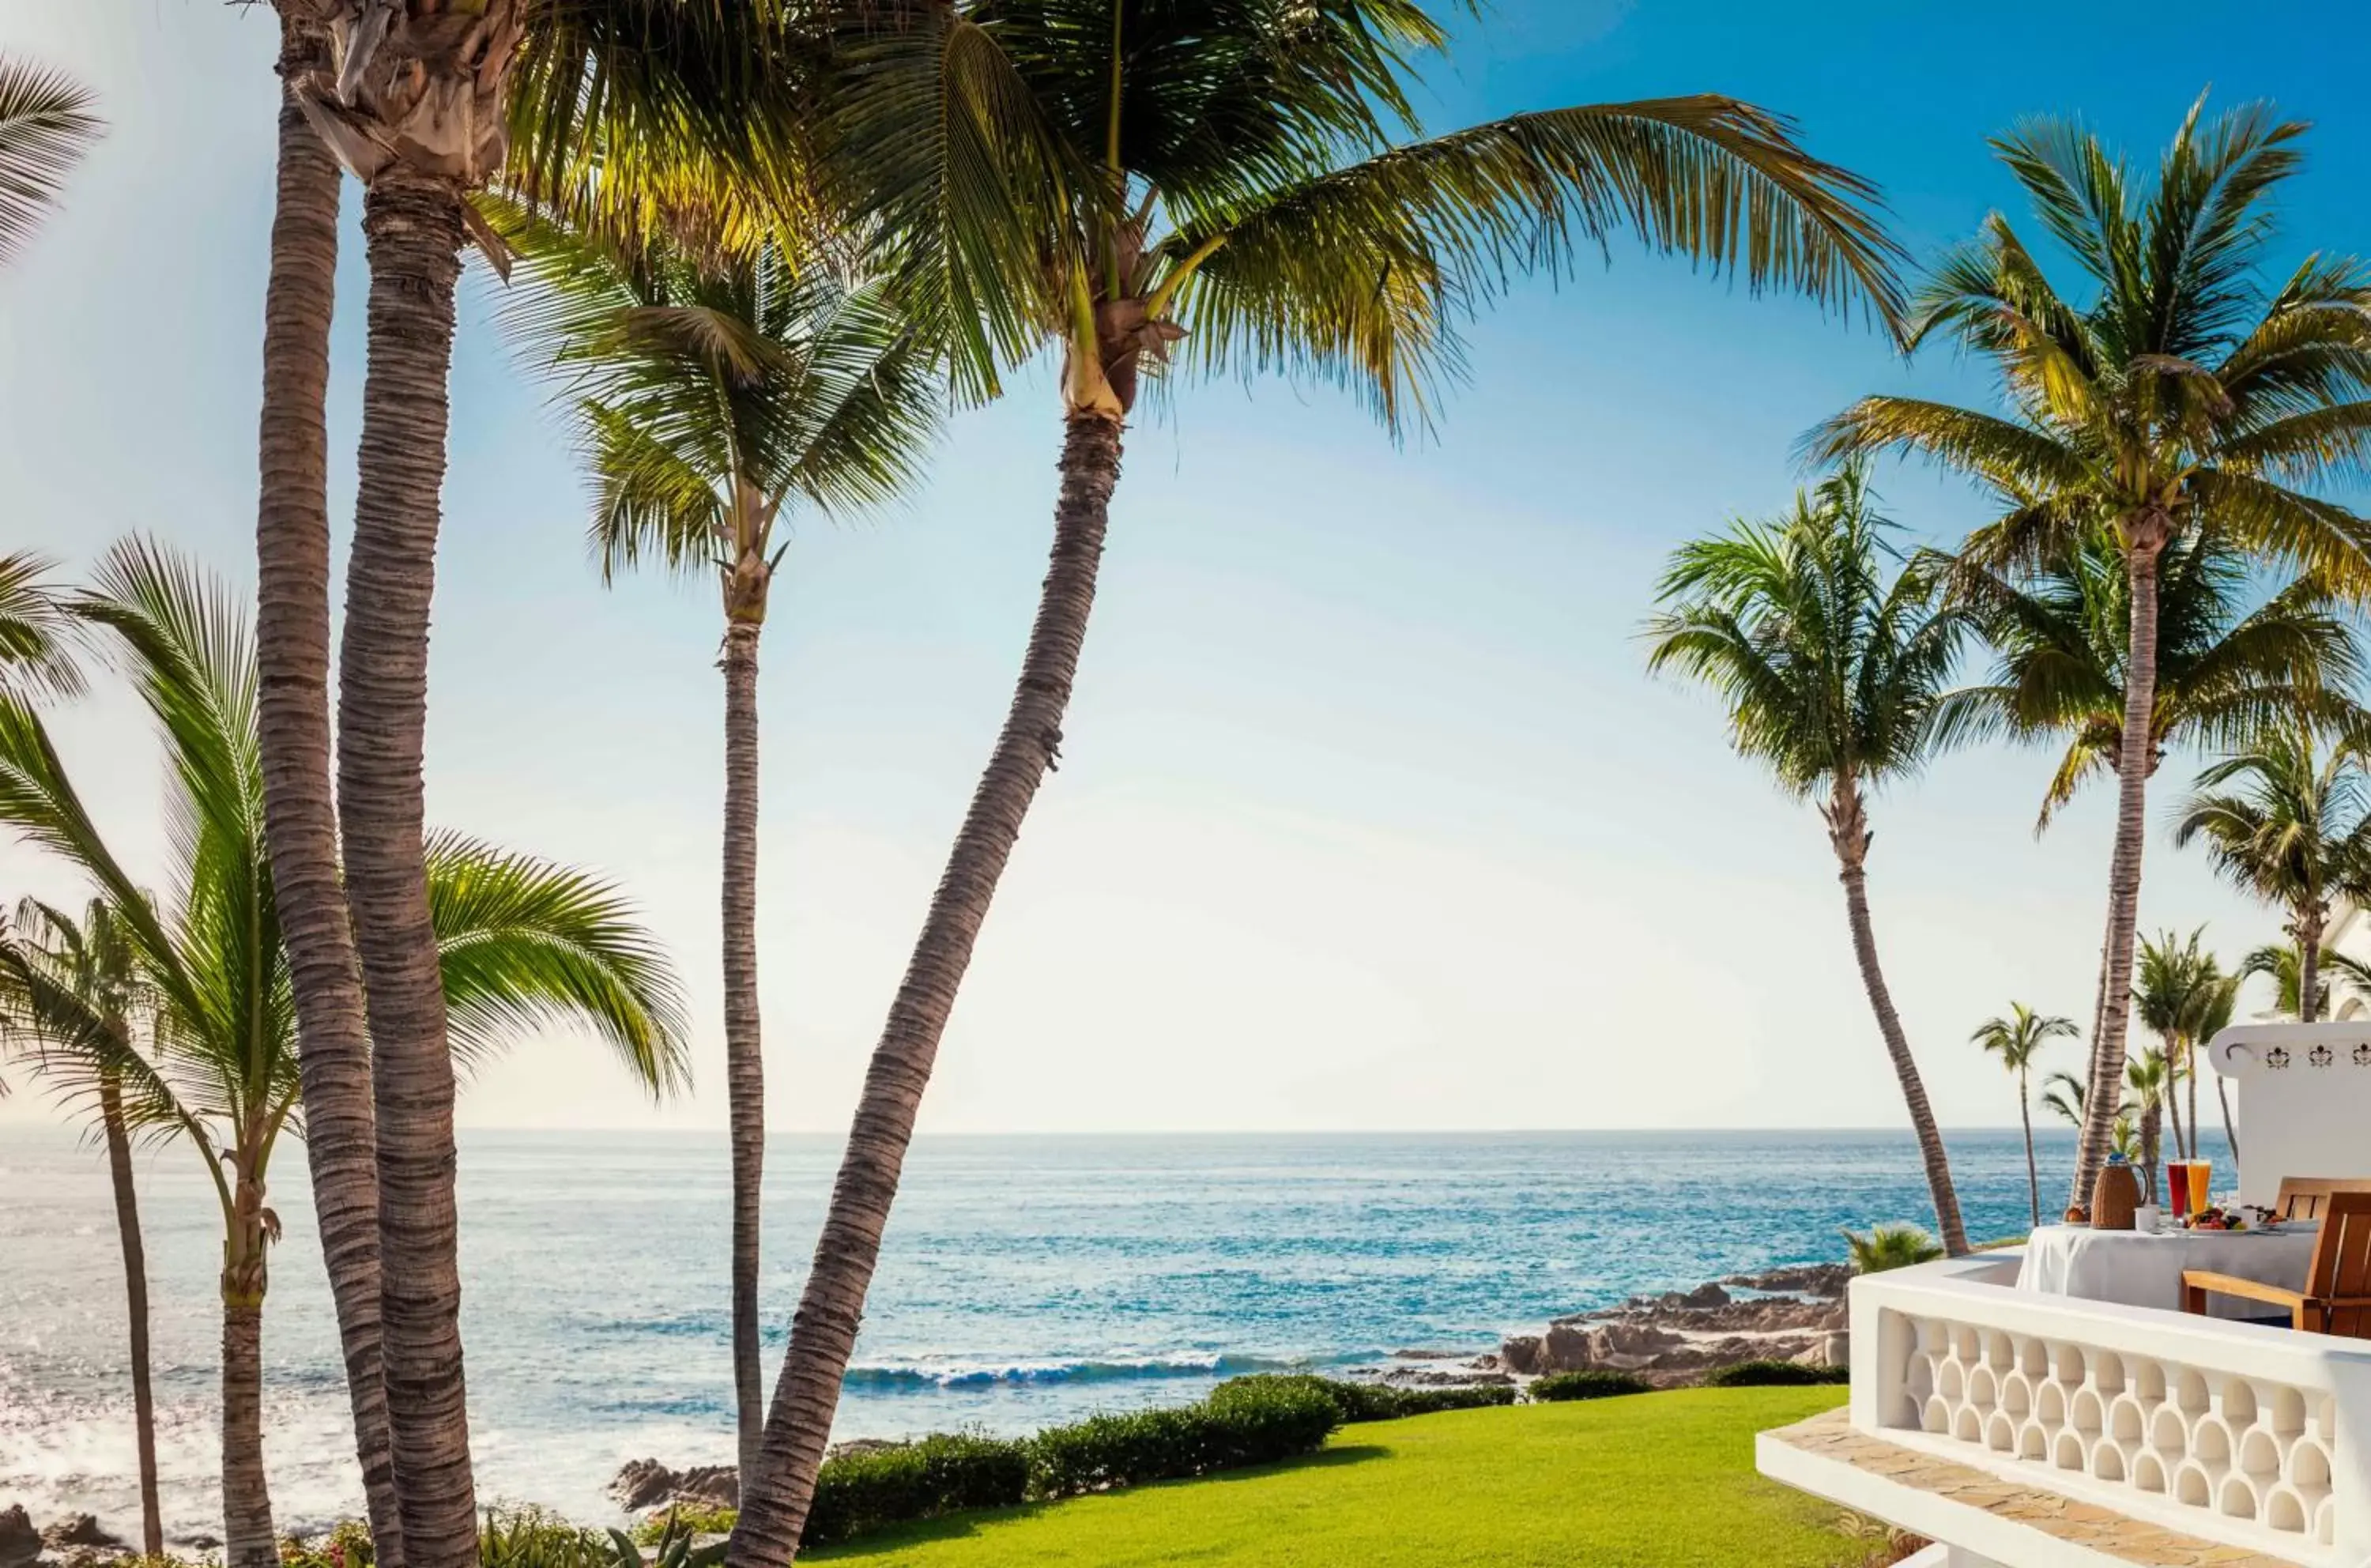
top-left (2019, 1079), bottom-right (2038, 1232)
top-left (1829, 782), bottom-right (1968, 1257)
top-left (2297, 909), bottom-right (2324, 1023)
top-left (726, 415), bottom-right (1122, 1568)
top-left (2163, 1045), bottom-right (2187, 1168)
top-left (2139, 1104), bottom-right (2162, 1204)
top-left (254, 20), bottom-right (404, 1566)
top-left (2187, 1036), bottom-right (2201, 1162)
top-left (221, 1298), bottom-right (275, 1568)
top-left (98, 1074), bottom-right (161, 1559)
top-left (2072, 532), bottom-right (2167, 1208)
top-left (720, 613), bottom-right (767, 1483)
top-left (338, 164), bottom-right (477, 1568)
top-left (2216, 1074), bottom-right (2240, 1171)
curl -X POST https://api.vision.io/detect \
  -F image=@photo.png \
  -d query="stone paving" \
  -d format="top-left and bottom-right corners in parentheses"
top-left (1765, 1410), bottom-right (2307, 1568)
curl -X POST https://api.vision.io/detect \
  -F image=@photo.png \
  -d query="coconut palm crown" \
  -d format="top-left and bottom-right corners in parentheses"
top-left (0, 541), bottom-right (690, 1566)
top-left (0, 55), bottom-right (101, 268)
top-left (2175, 727), bottom-right (2371, 1023)
top-left (1935, 525), bottom-right (2370, 832)
top-left (1971, 1002), bottom-right (2075, 1227)
top-left (1809, 95), bottom-right (2371, 1209)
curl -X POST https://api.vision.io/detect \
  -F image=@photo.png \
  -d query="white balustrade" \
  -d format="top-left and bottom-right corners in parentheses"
top-left (1849, 1253), bottom-right (2371, 1563)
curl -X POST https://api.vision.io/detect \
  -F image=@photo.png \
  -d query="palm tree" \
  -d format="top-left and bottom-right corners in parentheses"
top-left (2193, 966), bottom-right (2243, 1166)
top-left (1936, 525), bottom-right (2370, 835)
top-left (2240, 940), bottom-right (2371, 1020)
top-left (0, 55), bottom-right (101, 268)
top-left (2125, 1046), bottom-right (2169, 1203)
top-left (0, 541), bottom-right (690, 1568)
top-left (1841, 1223), bottom-right (1945, 1274)
top-left (274, 13), bottom-right (793, 1562)
top-left (1647, 465), bottom-right (1969, 1257)
top-left (490, 198), bottom-right (939, 1480)
top-left (0, 899), bottom-right (164, 1558)
top-left (2177, 728), bottom-right (2371, 1023)
top-left (2040, 1068), bottom-right (2090, 1132)
top-left (2134, 926), bottom-right (2223, 1160)
top-left (1971, 1003), bottom-right (2075, 1227)
top-left (1809, 98), bottom-right (2371, 1210)
top-left (728, 10), bottom-right (1906, 1560)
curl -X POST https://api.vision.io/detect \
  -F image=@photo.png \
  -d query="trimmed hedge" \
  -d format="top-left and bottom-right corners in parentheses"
top-left (1701, 1360), bottom-right (1849, 1388)
top-left (1211, 1373), bottom-right (1516, 1423)
top-left (804, 1433), bottom-right (1032, 1548)
top-left (797, 1380), bottom-right (1340, 1547)
top-left (1034, 1378), bottom-right (1338, 1498)
top-left (1529, 1370), bottom-right (1652, 1402)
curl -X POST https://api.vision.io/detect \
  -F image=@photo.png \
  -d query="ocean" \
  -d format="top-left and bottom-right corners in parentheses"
top-left (0, 1124), bottom-right (2185, 1541)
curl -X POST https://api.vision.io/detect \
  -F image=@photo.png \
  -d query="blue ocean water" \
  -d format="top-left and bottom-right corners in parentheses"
top-left (0, 1125), bottom-right (2199, 1540)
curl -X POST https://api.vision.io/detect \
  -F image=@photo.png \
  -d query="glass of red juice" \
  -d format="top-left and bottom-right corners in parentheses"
top-left (2167, 1161), bottom-right (2193, 1219)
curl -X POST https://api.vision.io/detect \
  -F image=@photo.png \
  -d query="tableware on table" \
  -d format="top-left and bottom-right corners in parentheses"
top-left (2134, 1204), bottom-right (2162, 1233)
top-left (2167, 1160), bottom-right (2194, 1220)
top-left (2186, 1159), bottom-right (2213, 1216)
top-left (2093, 1153), bottom-right (2140, 1231)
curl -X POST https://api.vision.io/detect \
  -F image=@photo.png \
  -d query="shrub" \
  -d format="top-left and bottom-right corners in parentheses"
top-left (1209, 1373), bottom-right (1514, 1424)
top-left (1840, 1223), bottom-right (1943, 1274)
top-left (1702, 1359), bottom-right (1849, 1388)
top-left (801, 1433), bottom-right (1031, 1549)
top-left (629, 1504), bottom-right (737, 1546)
top-left (281, 1520), bottom-right (376, 1568)
top-left (477, 1509), bottom-right (609, 1568)
top-left (1529, 1370), bottom-right (1651, 1402)
top-left (1029, 1381), bottom-right (1337, 1499)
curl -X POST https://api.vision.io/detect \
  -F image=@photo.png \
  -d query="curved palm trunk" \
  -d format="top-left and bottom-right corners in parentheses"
top-left (338, 165), bottom-right (477, 1568)
top-left (2072, 535), bottom-right (2166, 1208)
top-left (99, 1074), bottom-right (161, 1558)
top-left (254, 20), bottom-right (404, 1565)
top-left (2163, 1046), bottom-right (2187, 1167)
top-left (720, 614), bottom-right (767, 1482)
top-left (726, 416), bottom-right (1122, 1567)
top-left (1830, 782), bottom-right (1968, 1257)
top-left (2018, 1078), bottom-right (2038, 1232)
top-left (2137, 1104), bottom-right (2162, 1204)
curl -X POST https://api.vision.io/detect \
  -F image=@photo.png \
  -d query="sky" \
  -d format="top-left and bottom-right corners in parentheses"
top-left (5, 2), bottom-right (2370, 1136)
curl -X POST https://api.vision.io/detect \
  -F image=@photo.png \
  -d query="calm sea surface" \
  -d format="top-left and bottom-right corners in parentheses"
top-left (0, 1125), bottom-right (2196, 1540)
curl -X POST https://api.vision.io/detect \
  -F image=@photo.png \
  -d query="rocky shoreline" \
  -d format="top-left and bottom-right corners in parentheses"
top-left (1351, 1261), bottom-right (1852, 1395)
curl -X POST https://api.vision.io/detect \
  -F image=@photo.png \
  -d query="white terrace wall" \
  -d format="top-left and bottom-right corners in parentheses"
top-left (2207, 1022), bottom-right (2371, 1211)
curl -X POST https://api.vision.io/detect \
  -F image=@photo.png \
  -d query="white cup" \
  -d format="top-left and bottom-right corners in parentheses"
top-left (2134, 1205), bottom-right (2162, 1234)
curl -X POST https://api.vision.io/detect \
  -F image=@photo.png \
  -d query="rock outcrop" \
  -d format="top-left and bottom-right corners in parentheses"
top-left (609, 1459), bottom-right (739, 1512)
top-left (1498, 1262), bottom-right (1850, 1385)
top-left (1, 1508), bottom-right (41, 1568)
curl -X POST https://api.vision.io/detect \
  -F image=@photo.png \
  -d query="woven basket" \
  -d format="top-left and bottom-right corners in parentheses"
top-left (2091, 1161), bottom-right (2140, 1231)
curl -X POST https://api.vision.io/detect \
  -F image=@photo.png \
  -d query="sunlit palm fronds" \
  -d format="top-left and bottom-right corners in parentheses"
top-left (0, 56), bottom-right (101, 268)
top-left (0, 552), bottom-right (84, 704)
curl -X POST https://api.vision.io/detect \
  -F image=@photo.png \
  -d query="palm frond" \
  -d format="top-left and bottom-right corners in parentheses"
top-left (0, 55), bottom-right (101, 268)
top-left (0, 551), bottom-right (84, 703)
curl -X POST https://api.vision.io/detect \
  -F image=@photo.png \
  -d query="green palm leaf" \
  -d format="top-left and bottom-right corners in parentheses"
top-left (0, 55), bottom-right (101, 268)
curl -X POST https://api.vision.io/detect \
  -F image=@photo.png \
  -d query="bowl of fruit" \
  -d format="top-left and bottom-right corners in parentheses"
top-left (2186, 1205), bottom-right (2248, 1231)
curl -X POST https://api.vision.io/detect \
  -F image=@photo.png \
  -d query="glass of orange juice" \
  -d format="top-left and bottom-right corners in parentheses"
top-left (2186, 1160), bottom-right (2212, 1216)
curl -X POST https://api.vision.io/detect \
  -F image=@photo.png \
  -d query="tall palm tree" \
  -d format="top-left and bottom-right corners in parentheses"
top-left (490, 198), bottom-right (940, 1480)
top-left (2134, 926), bottom-right (2222, 1160)
top-left (2177, 728), bottom-right (2371, 1022)
top-left (0, 55), bottom-right (101, 268)
top-left (277, 13), bottom-right (794, 1563)
top-left (0, 541), bottom-right (689, 1568)
top-left (1936, 525), bottom-right (2369, 833)
top-left (1810, 98), bottom-right (2371, 1209)
top-left (1647, 464), bottom-right (1969, 1257)
top-left (1971, 1003), bottom-right (2075, 1227)
top-left (2040, 1068), bottom-right (2090, 1132)
top-left (728, 9), bottom-right (1906, 1557)
top-left (0, 899), bottom-right (164, 1558)
top-left (2194, 965), bottom-right (2243, 1166)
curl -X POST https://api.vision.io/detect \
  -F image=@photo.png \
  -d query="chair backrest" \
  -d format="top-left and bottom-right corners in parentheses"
top-left (2275, 1176), bottom-right (2371, 1219)
top-left (2306, 1193), bottom-right (2371, 1339)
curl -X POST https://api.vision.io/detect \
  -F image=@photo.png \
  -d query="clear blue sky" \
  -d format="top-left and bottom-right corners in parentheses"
top-left (5, 2), bottom-right (2366, 1133)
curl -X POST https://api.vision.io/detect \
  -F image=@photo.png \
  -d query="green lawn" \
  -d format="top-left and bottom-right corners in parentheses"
top-left (809, 1386), bottom-right (1857, 1567)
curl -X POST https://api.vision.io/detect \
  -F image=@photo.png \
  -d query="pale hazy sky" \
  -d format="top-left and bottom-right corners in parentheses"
top-left (6, 2), bottom-right (2365, 1136)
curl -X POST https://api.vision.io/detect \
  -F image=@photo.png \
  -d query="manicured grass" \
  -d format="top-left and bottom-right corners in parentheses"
top-left (809, 1386), bottom-right (1856, 1567)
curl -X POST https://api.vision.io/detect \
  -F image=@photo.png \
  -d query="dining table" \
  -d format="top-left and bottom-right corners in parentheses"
top-left (2015, 1223), bottom-right (2320, 1319)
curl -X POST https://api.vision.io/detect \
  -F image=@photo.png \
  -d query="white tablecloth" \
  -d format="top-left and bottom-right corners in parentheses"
top-left (2016, 1224), bottom-right (2320, 1318)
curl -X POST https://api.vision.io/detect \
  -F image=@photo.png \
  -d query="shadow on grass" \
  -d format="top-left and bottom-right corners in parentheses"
top-left (806, 1445), bottom-right (1394, 1559)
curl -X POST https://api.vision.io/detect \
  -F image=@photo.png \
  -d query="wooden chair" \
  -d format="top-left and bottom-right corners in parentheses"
top-left (2183, 1193), bottom-right (2371, 1336)
top-left (2275, 1176), bottom-right (2371, 1221)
